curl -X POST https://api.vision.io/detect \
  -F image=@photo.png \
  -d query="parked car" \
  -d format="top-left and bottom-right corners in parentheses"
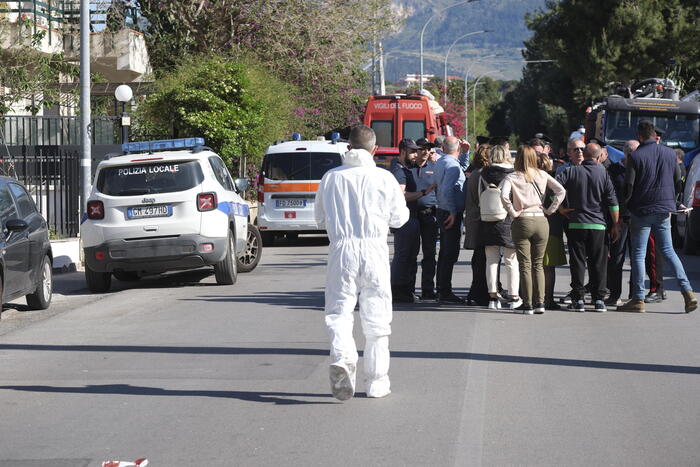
top-left (0, 177), bottom-right (53, 310)
top-left (680, 153), bottom-right (700, 254)
top-left (81, 138), bottom-right (261, 292)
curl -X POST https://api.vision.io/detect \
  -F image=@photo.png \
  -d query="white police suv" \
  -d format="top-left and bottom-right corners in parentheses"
top-left (81, 138), bottom-right (258, 292)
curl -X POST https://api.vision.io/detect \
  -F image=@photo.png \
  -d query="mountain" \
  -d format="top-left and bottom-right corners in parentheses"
top-left (382, 0), bottom-right (548, 84)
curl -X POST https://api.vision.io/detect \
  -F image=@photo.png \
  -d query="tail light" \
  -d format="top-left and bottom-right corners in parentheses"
top-left (197, 192), bottom-right (217, 211)
top-left (693, 181), bottom-right (700, 208)
top-left (87, 200), bottom-right (104, 220)
top-left (257, 174), bottom-right (264, 203)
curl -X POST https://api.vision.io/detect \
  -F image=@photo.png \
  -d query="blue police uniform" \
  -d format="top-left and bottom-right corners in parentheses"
top-left (390, 158), bottom-right (420, 301)
top-left (412, 160), bottom-right (439, 298)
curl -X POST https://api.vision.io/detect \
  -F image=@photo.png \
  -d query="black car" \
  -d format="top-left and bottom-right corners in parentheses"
top-left (0, 177), bottom-right (53, 311)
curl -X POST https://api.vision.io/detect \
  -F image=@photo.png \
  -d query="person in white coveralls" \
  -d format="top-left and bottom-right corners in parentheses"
top-left (314, 125), bottom-right (409, 401)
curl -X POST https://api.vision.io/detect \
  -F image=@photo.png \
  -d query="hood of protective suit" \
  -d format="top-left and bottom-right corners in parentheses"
top-left (343, 149), bottom-right (376, 168)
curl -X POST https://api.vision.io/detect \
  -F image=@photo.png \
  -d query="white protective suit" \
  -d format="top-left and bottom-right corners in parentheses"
top-left (314, 148), bottom-right (409, 397)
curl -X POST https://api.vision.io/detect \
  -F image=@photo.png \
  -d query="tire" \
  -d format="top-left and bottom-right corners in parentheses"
top-left (261, 231), bottom-right (276, 247)
top-left (237, 224), bottom-right (262, 273)
top-left (85, 264), bottom-right (112, 293)
top-left (214, 230), bottom-right (238, 285)
top-left (26, 255), bottom-right (53, 310)
top-left (113, 270), bottom-right (141, 282)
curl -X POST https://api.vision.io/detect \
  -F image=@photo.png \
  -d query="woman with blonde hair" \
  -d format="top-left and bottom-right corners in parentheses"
top-left (500, 146), bottom-right (566, 314)
top-left (473, 145), bottom-right (521, 309)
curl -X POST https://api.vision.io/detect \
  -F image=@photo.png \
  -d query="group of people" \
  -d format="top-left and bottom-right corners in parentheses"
top-left (313, 122), bottom-right (696, 401)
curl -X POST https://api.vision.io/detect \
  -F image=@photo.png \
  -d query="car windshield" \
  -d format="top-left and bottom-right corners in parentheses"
top-left (96, 160), bottom-right (204, 196)
top-left (263, 152), bottom-right (342, 180)
top-left (605, 111), bottom-right (700, 149)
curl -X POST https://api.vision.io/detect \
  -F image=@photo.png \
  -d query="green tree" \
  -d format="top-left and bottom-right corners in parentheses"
top-left (498, 0), bottom-right (700, 148)
top-left (136, 0), bottom-right (396, 136)
top-left (133, 55), bottom-right (294, 169)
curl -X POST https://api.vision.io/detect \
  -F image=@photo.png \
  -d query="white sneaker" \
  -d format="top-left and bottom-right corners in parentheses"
top-left (488, 299), bottom-right (501, 310)
top-left (329, 362), bottom-right (356, 401)
top-left (508, 297), bottom-right (523, 310)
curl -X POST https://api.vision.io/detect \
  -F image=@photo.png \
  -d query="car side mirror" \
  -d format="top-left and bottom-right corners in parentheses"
top-left (235, 178), bottom-right (249, 193)
top-left (5, 218), bottom-right (28, 234)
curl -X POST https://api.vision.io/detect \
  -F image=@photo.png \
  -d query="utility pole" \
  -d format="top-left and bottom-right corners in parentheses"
top-left (80, 0), bottom-right (91, 218)
top-left (378, 41), bottom-right (386, 95)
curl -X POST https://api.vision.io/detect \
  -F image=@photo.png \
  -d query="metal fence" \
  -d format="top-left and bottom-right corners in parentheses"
top-left (6, 146), bottom-right (81, 238)
top-left (1, 115), bottom-right (120, 146)
top-left (1, 115), bottom-right (122, 238)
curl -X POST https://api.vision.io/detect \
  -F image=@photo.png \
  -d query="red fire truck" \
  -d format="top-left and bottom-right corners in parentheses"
top-left (362, 94), bottom-right (453, 168)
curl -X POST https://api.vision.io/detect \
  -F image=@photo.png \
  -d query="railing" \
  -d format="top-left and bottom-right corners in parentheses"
top-left (0, 115), bottom-right (122, 238)
top-left (0, 1), bottom-right (143, 35)
top-left (0, 115), bottom-right (120, 146)
top-left (8, 147), bottom-right (81, 238)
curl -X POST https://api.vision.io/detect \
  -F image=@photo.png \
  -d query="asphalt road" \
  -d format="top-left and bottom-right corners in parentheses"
top-left (0, 236), bottom-right (699, 467)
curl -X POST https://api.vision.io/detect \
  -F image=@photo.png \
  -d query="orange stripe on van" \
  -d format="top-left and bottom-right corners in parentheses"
top-left (263, 182), bottom-right (320, 193)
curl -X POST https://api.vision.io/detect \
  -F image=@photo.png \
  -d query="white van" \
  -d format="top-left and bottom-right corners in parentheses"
top-left (256, 134), bottom-right (347, 245)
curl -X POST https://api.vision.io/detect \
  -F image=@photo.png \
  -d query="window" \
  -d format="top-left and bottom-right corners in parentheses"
top-left (403, 121), bottom-right (426, 141)
top-left (96, 161), bottom-right (204, 196)
top-left (371, 121), bottom-right (393, 148)
top-left (606, 111), bottom-right (700, 149)
top-left (208, 157), bottom-right (235, 191)
top-left (0, 185), bottom-right (18, 231)
top-left (8, 183), bottom-right (37, 218)
top-left (263, 152), bottom-right (342, 181)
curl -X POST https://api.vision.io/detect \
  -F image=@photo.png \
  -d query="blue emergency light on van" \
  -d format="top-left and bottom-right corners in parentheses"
top-left (291, 133), bottom-right (302, 141)
top-left (122, 137), bottom-right (206, 154)
top-left (330, 131), bottom-right (340, 143)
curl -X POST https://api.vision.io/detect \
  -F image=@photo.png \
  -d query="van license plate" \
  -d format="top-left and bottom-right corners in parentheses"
top-left (127, 204), bottom-right (173, 219)
top-left (275, 199), bottom-right (306, 208)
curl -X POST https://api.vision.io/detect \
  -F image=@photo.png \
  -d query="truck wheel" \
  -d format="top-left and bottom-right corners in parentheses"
top-left (214, 230), bottom-right (238, 285)
top-left (237, 224), bottom-right (262, 273)
top-left (26, 255), bottom-right (53, 310)
top-left (261, 231), bottom-right (275, 247)
top-left (86, 264), bottom-right (112, 293)
top-left (113, 271), bottom-right (141, 282)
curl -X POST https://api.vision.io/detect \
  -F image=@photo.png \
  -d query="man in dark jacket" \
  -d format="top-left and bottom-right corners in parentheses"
top-left (618, 120), bottom-right (696, 313)
top-left (557, 143), bottom-right (620, 312)
top-left (605, 140), bottom-right (638, 306)
top-left (390, 138), bottom-right (422, 303)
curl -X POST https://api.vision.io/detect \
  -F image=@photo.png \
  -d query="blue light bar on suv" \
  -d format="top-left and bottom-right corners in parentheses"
top-left (122, 137), bottom-right (206, 154)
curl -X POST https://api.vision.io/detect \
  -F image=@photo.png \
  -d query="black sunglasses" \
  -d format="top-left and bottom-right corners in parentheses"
top-left (572, 147), bottom-right (584, 152)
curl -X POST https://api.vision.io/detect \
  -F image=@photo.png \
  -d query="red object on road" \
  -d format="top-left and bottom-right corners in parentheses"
top-left (102, 459), bottom-right (149, 467)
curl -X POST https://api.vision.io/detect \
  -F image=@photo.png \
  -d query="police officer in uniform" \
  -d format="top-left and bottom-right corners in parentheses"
top-left (390, 138), bottom-right (433, 303)
top-left (413, 138), bottom-right (439, 300)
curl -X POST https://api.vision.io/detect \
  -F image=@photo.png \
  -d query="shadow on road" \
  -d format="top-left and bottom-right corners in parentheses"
top-left (1, 344), bottom-right (697, 375)
top-left (179, 290), bottom-right (325, 310)
top-left (0, 384), bottom-right (336, 405)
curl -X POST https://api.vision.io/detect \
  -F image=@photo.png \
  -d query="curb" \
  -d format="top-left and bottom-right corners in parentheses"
top-left (51, 237), bottom-right (81, 274)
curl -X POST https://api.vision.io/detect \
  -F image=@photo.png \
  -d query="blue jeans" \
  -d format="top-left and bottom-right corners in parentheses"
top-left (629, 213), bottom-right (691, 300)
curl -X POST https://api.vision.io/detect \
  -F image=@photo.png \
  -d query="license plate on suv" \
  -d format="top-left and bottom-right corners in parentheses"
top-left (275, 199), bottom-right (306, 208)
top-left (127, 204), bottom-right (173, 219)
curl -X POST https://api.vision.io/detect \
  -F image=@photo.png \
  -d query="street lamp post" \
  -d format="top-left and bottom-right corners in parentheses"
top-left (114, 84), bottom-right (133, 144)
top-left (471, 70), bottom-right (499, 138)
top-left (443, 29), bottom-right (491, 104)
top-left (462, 54), bottom-right (500, 138)
top-left (420, 0), bottom-right (479, 93)
top-left (80, 0), bottom-right (90, 218)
